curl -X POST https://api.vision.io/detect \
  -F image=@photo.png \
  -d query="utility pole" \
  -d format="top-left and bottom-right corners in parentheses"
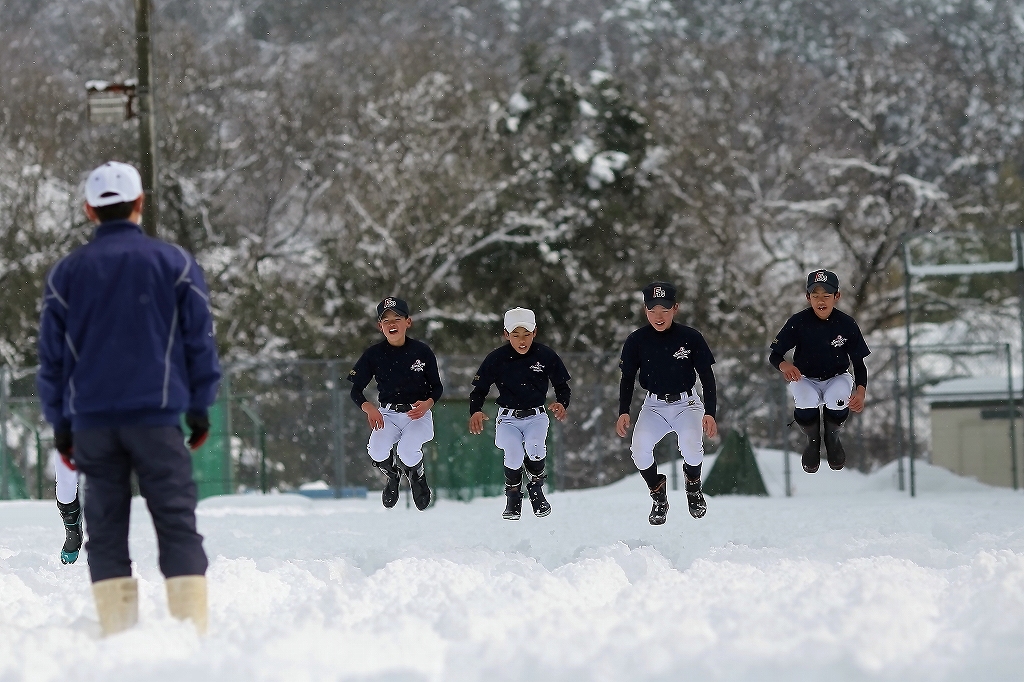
top-left (135, 0), bottom-right (158, 235)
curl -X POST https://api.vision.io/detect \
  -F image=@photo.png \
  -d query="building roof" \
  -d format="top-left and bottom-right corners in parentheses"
top-left (923, 376), bottom-right (1023, 405)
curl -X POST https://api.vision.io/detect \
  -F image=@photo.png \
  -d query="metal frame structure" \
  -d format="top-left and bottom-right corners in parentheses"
top-left (902, 228), bottom-right (1024, 496)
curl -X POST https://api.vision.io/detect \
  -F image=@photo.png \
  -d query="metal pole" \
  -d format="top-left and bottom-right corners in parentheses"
top-left (0, 366), bottom-right (8, 500)
top-left (1015, 228), bottom-right (1024, 489)
top-left (35, 429), bottom-right (43, 500)
top-left (780, 379), bottom-right (792, 497)
top-left (222, 372), bottom-right (232, 495)
top-left (893, 345), bottom-right (905, 491)
top-left (1007, 343), bottom-right (1019, 490)
top-left (135, 0), bottom-right (158, 235)
top-left (330, 362), bottom-right (346, 493)
top-left (260, 428), bottom-right (267, 493)
top-left (903, 242), bottom-right (917, 497)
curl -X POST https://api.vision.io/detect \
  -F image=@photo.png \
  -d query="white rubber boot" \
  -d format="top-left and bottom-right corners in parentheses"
top-left (166, 575), bottom-right (208, 635)
top-left (91, 577), bottom-right (139, 636)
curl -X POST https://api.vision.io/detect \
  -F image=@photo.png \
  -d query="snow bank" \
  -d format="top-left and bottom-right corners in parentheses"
top-left (1, 456), bottom-right (1022, 681)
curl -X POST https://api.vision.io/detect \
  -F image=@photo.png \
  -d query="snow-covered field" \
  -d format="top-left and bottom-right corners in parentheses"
top-left (2, 452), bottom-right (1023, 682)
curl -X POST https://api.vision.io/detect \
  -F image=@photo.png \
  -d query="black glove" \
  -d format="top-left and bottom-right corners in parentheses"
top-left (55, 428), bottom-right (75, 470)
top-left (185, 412), bottom-right (210, 450)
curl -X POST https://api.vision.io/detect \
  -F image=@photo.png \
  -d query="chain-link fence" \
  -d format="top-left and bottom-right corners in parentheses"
top-left (1, 346), bottom-right (929, 501)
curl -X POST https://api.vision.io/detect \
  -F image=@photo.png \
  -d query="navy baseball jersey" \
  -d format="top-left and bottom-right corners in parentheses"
top-left (469, 342), bottom-right (571, 415)
top-left (769, 308), bottom-right (870, 385)
top-left (618, 323), bottom-right (717, 417)
top-left (349, 338), bottom-right (443, 407)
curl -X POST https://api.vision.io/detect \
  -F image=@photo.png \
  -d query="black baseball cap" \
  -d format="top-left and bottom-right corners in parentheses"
top-left (806, 270), bottom-right (840, 294)
top-left (376, 297), bottom-right (410, 320)
top-left (642, 281), bottom-right (677, 309)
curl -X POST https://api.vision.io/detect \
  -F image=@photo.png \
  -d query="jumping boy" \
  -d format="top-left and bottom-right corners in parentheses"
top-left (769, 270), bottom-right (869, 473)
top-left (468, 307), bottom-right (571, 520)
top-left (615, 282), bottom-right (718, 525)
top-left (349, 297), bottom-right (442, 511)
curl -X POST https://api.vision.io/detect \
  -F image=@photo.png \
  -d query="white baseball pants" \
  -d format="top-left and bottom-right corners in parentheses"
top-left (495, 409), bottom-right (549, 469)
top-left (367, 407), bottom-right (434, 467)
top-left (789, 373), bottom-right (855, 411)
top-left (630, 393), bottom-right (705, 470)
top-left (54, 450), bottom-right (79, 504)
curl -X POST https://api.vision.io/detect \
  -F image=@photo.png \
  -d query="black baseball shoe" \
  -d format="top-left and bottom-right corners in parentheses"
top-left (797, 418), bottom-right (822, 473)
top-left (502, 484), bottom-right (523, 520)
top-left (373, 457), bottom-right (402, 508)
top-left (404, 462), bottom-right (432, 511)
top-left (685, 476), bottom-right (707, 519)
top-left (823, 417), bottom-right (846, 470)
top-left (525, 470), bottom-right (551, 517)
top-left (57, 497), bottom-right (83, 565)
top-left (648, 474), bottom-right (669, 525)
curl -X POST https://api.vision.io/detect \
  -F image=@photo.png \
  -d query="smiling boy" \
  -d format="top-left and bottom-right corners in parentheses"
top-left (468, 307), bottom-right (571, 520)
top-left (769, 270), bottom-right (870, 473)
top-left (616, 282), bottom-right (718, 525)
top-left (349, 297), bottom-right (443, 510)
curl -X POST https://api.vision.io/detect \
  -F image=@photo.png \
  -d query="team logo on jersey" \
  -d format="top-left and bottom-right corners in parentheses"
top-left (411, 359), bottom-right (426, 372)
top-left (673, 346), bottom-right (691, 360)
top-left (654, 286), bottom-right (666, 299)
top-left (349, 369), bottom-right (356, 376)
top-left (530, 362), bottom-right (545, 372)
top-left (831, 335), bottom-right (847, 348)
top-left (814, 271), bottom-right (828, 283)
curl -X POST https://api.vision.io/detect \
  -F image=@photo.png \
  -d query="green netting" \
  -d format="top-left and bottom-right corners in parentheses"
top-left (188, 400), bottom-right (232, 499)
top-left (1, 453), bottom-right (29, 499)
top-left (426, 401), bottom-right (505, 501)
top-left (426, 400), bottom-right (558, 501)
top-left (704, 429), bottom-right (769, 496)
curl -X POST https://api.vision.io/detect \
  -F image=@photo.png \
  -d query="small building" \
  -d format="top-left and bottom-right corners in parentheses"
top-left (925, 376), bottom-right (1022, 488)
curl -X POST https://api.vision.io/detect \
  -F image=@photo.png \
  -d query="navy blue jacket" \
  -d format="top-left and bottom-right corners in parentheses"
top-left (37, 221), bottom-right (221, 431)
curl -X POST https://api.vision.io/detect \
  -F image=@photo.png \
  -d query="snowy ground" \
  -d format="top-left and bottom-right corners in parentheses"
top-left (2, 453), bottom-right (1023, 682)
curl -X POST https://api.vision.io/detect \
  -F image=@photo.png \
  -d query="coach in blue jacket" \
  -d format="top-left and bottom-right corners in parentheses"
top-left (37, 161), bottom-right (221, 636)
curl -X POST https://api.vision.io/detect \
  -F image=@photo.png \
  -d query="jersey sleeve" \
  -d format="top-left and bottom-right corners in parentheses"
top-left (547, 350), bottom-right (572, 408)
top-left (618, 334), bottom-right (640, 416)
top-left (468, 354), bottom-right (495, 415)
top-left (424, 347), bottom-right (443, 402)
top-left (693, 331), bottom-right (716, 370)
top-left (37, 260), bottom-right (71, 430)
top-left (348, 350), bottom-right (374, 408)
top-left (768, 318), bottom-right (798, 369)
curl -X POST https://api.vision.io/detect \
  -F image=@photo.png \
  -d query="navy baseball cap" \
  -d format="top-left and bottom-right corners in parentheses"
top-left (376, 297), bottom-right (410, 320)
top-left (806, 270), bottom-right (840, 294)
top-left (642, 281), bottom-right (677, 309)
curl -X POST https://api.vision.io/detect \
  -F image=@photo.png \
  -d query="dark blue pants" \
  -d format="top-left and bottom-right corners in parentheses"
top-left (75, 425), bottom-right (208, 583)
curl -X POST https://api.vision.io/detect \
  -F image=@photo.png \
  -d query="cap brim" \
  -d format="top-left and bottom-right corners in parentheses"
top-left (806, 284), bottom-right (838, 294)
top-left (644, 298), bottom-right (675, 310)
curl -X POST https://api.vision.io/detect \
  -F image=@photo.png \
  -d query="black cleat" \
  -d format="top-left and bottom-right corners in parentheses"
top-left (525, 470), bottom-right (551, 517)
top-left (58, 497), bottom-right (83, 565)
top-left (823, 416), bottom-right (846, 470)
top-left (404, 462), bottom-right (432, 511)
top-left (502, 484), bottom-right (523, 520)
top-left (685, 476), bottom-right (707, 519)
top-left (373, 457), bottom-right (402, 508)
top-left (797, 418), bottom-right (822, 473)
top-left (648, 474), bottom-right (669, 525)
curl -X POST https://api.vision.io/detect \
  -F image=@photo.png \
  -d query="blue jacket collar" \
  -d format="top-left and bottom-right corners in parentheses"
top-left (92, 220), bottom-right (144, 240)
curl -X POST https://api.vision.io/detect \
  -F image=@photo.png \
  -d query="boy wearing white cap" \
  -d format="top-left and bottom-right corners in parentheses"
top-left (468, 308), bottom-right (571, 520)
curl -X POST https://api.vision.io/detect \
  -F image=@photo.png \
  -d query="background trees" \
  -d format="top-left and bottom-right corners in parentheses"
top-left (2, 0), bottom-right (1024, 365)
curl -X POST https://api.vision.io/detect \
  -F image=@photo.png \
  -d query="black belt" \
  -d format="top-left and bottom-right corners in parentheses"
top-left (383, 403), bottom-right (414, 413)
top-left (649, 390), bottom-right (693, 403)
top-left (499, 407), bottom-right (544, 419)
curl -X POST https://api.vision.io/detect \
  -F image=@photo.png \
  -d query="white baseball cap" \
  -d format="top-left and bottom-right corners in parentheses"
top-left (84, 161), bottom-right (144, 207)
top-left (503, 307), bottom-right (537, 333)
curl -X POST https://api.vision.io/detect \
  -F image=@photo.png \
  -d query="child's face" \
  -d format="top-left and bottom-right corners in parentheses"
top-left (505, 327), bottom-right (537, 354)
top-left (807, 286), bottom-right (839, 320)
top-left (378, 312), bottom-right (412, 346)
top-left (645, 304), bottom-right (678, 331)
